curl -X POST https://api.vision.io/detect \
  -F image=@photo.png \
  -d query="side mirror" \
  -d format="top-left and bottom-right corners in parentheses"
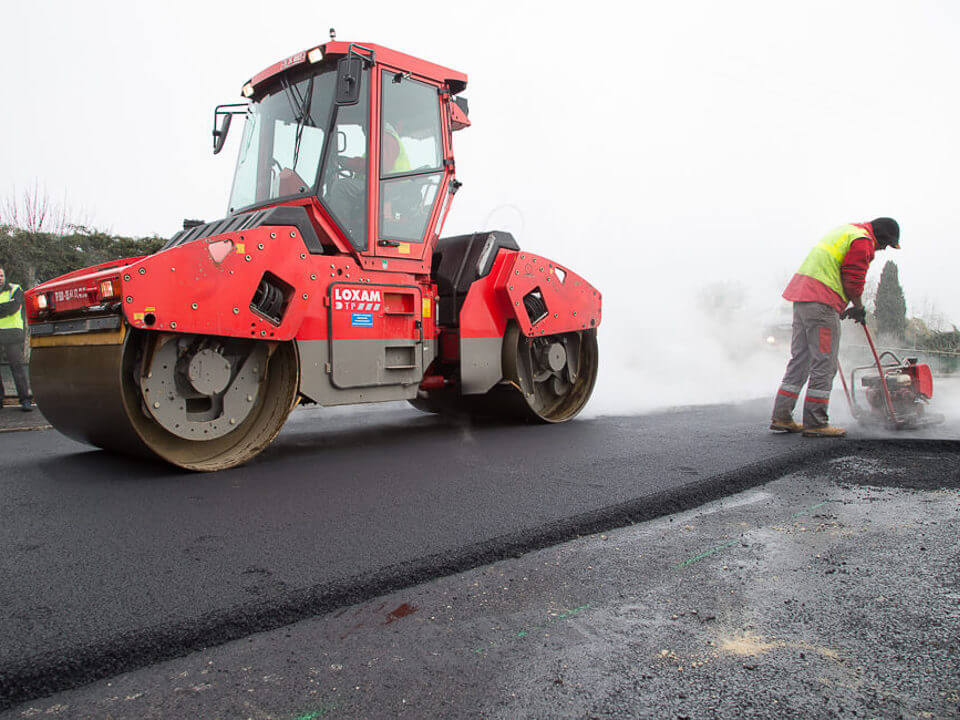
top-left (212, 103), bottom-right (248, 155)
top-left (212, 112), bottom-right (232, 154)
top-left (335, 57), bottom-right (363, 105)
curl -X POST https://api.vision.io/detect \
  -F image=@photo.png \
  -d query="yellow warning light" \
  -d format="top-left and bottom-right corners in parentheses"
top-left (422, 297), bottom-right (432, 318)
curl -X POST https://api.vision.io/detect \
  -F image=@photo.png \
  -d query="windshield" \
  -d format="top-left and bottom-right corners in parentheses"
top-left (228, 70), bottom-right (337, 213)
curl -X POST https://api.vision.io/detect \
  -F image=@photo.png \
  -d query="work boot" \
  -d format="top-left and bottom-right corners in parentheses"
top-left (802, 424), bottom-right (846, 438)
top-left (769, 418), bottom-right (803, 433)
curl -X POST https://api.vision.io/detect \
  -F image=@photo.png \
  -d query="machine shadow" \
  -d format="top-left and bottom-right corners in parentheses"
top-left (31, 410), bottom-right (569, 480)
top-left (32, 447), bottom-right (185, 482)
top-left (256, 409), bottom-right (566, 465)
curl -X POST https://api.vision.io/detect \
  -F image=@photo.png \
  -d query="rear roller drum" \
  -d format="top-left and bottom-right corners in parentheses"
top-left (414, 325), bottom-right (598, 422)
top-left (500, 324), bottom-right (598, 422)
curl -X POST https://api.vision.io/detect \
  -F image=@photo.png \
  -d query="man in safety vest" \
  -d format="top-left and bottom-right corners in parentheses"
top-left (0, 266), bottom-right (33, 411)
top-left (770, 218), bottom-right (900, 437)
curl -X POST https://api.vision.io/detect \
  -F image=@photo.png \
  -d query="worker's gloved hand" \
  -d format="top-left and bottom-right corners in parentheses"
top-left (841, 306), bottom-right (867, 325)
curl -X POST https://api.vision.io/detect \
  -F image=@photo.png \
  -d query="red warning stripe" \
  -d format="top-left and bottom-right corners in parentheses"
top-left (804, 395), bottom-right (830, 404)
top-left (777, 389), bottom-right (799, 399)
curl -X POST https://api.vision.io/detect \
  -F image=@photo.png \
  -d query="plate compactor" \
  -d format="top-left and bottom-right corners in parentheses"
top-left (25, 40), bottom-right (602, 471)
top-left (838, 323), bottom-right (944, 430)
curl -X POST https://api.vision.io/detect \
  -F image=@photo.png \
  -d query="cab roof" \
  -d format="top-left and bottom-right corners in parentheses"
top-left (246, 41), bottom-right (468, 97)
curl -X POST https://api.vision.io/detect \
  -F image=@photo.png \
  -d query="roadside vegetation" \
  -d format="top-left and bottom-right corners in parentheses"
top-left (0, 183), bottom-right (165, 287)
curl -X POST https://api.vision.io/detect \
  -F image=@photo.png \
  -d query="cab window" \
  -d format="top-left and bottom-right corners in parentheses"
top-left (379, 72), bottom-right (444, 242)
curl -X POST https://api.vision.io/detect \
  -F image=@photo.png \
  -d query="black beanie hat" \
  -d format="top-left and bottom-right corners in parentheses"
top-left (871, 217), bottom-right (900, 248)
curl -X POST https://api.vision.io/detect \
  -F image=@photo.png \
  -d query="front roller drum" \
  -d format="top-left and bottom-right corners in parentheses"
top-left (30, 328), bottom-right (299, 471)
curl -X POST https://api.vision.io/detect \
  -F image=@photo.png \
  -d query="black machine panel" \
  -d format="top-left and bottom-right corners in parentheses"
top-left (162, 206), bottom-right (327, 255)
top-left (432, 231), bottom-right (519, 327)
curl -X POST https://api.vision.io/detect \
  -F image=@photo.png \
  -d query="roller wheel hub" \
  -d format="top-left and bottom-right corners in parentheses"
top-left (187, 348), bottom-right (232, 395)
top-left (140, 336), bottom-right (267, 440)
top-left (545, 342), bottom-right (567, 373)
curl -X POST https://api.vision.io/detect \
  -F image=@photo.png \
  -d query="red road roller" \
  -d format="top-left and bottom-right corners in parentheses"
top-left (25, 40), bottom-right (602, 470)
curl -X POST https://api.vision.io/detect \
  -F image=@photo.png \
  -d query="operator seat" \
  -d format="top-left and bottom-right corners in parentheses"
top-left (433, 231), bottom-right (519, 327)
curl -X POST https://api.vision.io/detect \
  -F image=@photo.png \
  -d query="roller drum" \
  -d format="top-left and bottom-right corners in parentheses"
top-left (30, 326), bottom-right (300, 471)
top-left (30, 337), bottom-right (153, 458)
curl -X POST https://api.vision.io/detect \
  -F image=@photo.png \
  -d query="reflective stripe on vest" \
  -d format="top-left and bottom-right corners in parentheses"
top-left (794, 225), bottom-right (873, 303)
top-left (0, 284), bottom-right (23, 331)
top-left (384, 125), bottom-right (411, 173)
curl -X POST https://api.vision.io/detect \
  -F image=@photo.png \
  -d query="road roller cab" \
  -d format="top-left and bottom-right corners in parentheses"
top-left (25, 39), bottom-right (602, 471)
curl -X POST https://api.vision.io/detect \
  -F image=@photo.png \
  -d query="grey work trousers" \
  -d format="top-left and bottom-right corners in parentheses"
top-left (771, 301), bottom-right (841, 428)
top-left (0, 341), bottom-right (30, 403)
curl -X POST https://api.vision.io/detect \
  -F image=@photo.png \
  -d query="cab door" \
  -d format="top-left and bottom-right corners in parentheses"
top-left (374, 70), bottom-right (449, 263)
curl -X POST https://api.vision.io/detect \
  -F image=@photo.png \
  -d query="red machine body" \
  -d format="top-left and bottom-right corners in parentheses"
top-left (24, 40), bottom-right (602, 470)
top-left (837, 324), bottom-right (942, 430)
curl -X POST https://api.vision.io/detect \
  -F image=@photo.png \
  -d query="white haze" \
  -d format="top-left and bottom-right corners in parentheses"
top-left (4, 0), bottom-right (959, 415)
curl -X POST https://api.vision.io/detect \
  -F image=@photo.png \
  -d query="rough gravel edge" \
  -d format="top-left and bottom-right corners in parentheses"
top-left (2, 438), bottom-right (957, 711)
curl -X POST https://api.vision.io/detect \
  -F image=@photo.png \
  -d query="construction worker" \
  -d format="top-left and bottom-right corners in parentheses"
top-left (770, 218), bottom-right (900, 437)
top-left (0, 266), bottom-right (33, 411)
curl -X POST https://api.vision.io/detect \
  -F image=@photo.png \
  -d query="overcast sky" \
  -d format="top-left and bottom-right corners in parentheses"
top-left (4, 0), bottom-right (958, 410)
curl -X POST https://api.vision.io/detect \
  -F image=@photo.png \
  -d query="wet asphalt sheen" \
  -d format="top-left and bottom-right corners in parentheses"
top-left (0, 400), bottom-right (956, 710)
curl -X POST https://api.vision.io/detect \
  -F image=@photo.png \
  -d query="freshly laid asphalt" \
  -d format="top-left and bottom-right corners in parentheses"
top-left (0, 400), bottom-right (956, 710)
top-left (7, 444), bottom-right (956, 720)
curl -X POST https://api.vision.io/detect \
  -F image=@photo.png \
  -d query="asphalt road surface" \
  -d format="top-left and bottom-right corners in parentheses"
top-left (6, 445), bottom-right (957, 720)
top-left (0, 399), bottom-right (957, 712)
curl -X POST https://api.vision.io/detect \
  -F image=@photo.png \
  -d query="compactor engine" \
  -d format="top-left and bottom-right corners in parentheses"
top-left (25, 40), bottom-right (602, 470)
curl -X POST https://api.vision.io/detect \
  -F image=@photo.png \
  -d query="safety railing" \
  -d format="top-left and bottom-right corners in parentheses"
top-left (842, 343), bottom-right (960, 376)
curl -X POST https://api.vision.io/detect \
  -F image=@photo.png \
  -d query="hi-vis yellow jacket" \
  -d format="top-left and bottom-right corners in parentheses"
top-left (794, 224), bottom-right (875, 303)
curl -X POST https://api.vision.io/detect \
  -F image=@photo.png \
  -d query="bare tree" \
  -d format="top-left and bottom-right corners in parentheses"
top-left (0, 181), bottom-right (79, 235)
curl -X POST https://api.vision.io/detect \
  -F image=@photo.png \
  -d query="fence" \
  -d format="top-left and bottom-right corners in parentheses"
top-left (842, 343), bottom-right (960, 376)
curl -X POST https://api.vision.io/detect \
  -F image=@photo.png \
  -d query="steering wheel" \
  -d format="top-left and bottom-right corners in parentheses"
top-left (337, 156), bottom-right (363, 179)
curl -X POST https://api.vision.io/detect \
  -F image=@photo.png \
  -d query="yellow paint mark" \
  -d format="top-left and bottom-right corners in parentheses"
top-left (133, 313), bottom-right (144, 321)
top-left (422, 297), bottom-right (431, 318)
top-left (236, 243), bottom-right (245, 253)
top-left (398, 243), bottom-right (410, 255)
top-left (144, 306), bottom-right (156, 312)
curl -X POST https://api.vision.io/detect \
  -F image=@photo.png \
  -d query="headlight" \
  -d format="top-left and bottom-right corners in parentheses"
top-left (766, 335), bottom-right (776, 345)
top-left (36, 294), bottom-right (48, 310)
top-left (307, 47), bottom-right (324, 64)
top-left (242, 82), bottom-right (255, 98)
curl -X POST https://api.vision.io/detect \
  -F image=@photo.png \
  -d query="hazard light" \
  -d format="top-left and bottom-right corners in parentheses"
top-left (99, 277), bottom-right (121, 300)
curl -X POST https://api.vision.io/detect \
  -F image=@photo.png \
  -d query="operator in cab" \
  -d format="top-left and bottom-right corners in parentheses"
top-left (770, 218), bottom-right (900, 438)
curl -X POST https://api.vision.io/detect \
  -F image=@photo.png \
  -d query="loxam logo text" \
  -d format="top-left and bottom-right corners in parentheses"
top-left (333, 287), bottom-right (382, 312)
